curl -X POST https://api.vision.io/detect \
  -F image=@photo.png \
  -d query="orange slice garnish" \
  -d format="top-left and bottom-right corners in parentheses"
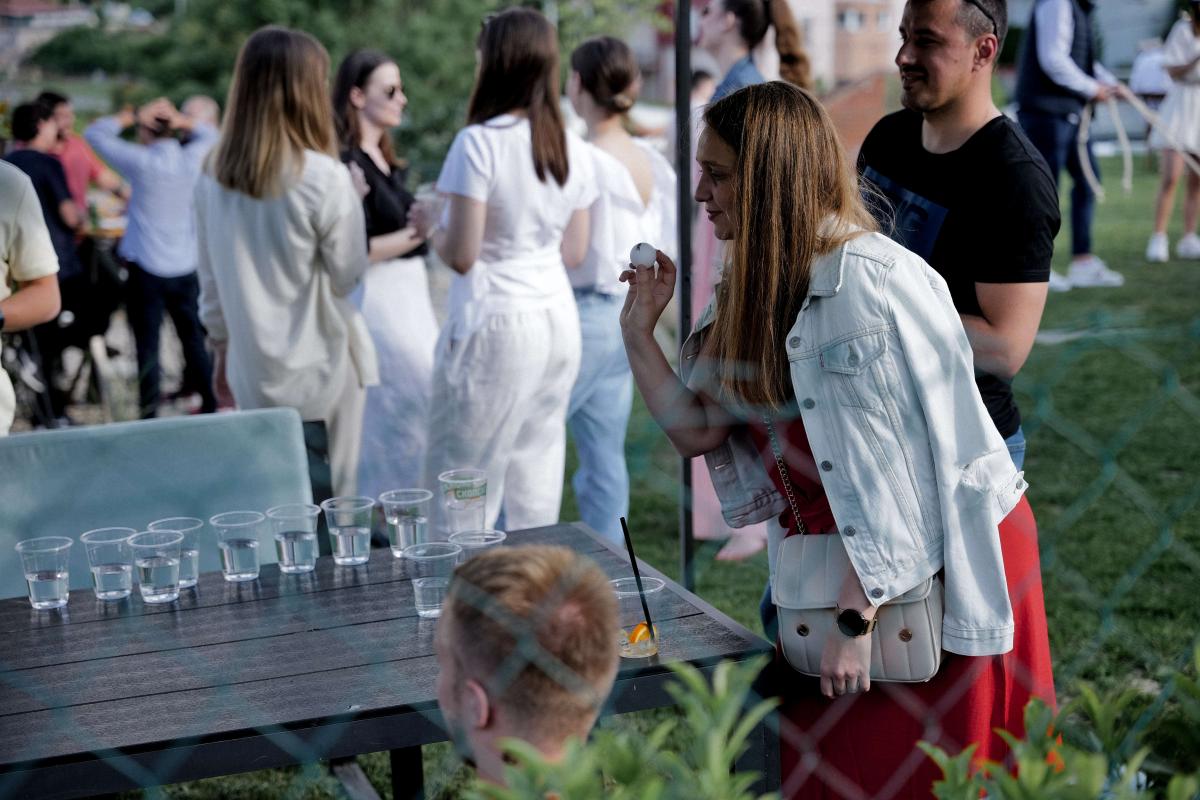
top-left (629, 622), bottom-right (653, 644)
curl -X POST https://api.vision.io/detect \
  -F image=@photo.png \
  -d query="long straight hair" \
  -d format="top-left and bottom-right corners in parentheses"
top-left (332, 49), bottom-right (401, 167)
top-left (467, 7), bottom-right (568, 186)
top-left (703, 82), bottom-right (878, 410)
top-left (210, 26), bottom-right (336, 198)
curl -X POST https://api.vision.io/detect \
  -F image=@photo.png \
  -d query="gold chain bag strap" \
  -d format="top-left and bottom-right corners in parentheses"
top-left (764, 417), bottom-right (944, 683)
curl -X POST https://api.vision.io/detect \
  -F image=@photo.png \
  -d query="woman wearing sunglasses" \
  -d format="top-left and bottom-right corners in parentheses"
top-left (332, 50), bottom-right (438, 499)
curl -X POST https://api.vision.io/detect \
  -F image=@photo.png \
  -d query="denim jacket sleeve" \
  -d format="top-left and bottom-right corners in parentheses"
top-left (883, 254), bottom-right (1025, 656)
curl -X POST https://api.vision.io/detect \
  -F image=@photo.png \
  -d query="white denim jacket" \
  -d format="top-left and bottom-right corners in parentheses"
top-left (682, 232), bottom-right (1027, 656)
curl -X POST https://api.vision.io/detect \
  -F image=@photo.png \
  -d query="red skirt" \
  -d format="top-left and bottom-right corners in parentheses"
top-left (776, 495), bottom-right (1056, 799)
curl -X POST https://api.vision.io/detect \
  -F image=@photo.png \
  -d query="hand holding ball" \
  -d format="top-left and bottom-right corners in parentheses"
top-left (629, 242), bottom-right (657, 269)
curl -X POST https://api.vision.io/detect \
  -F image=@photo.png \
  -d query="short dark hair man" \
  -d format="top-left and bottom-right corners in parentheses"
top-left (435, 545), bottom-right (619, 785)
top-left (34, 90), bottom-right (125, 210)
top-left (1014, 0), bottom-right (1123, 290)
top-left (858, 0), bottom-right (1061, 469)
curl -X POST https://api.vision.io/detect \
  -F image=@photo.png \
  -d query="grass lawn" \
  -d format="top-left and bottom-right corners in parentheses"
top-left (116, 154), bottom-right (1198, 797)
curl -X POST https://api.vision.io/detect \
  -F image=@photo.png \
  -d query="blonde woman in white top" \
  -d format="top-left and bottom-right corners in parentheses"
top-left (195, 25), bottom-right (378, 496)
top-left (411, 8), bottom-right (595, 533)
top-left (565, 36), bottom-right (676, 543)
top-left (1147, 2), bottom-right (1200, 262)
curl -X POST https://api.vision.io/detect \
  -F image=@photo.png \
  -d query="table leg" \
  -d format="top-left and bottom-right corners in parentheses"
top-left (389, 745), bottom-right (425, 800)
top-left (735, 708), bottom-right (780, 793)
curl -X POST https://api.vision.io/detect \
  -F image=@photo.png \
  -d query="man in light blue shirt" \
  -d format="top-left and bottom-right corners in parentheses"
top-left (85, 97), bottom-right (220, 418)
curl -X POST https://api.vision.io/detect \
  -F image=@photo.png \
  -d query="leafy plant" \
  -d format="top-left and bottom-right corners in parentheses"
top-left (465, 657), bottom-right (779, 800)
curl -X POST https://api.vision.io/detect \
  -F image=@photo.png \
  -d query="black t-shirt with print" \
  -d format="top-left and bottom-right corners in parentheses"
top-left (857, 109), bottom-right (1061, 439)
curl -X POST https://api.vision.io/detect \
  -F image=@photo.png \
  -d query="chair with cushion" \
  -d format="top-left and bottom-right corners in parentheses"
top-left (0, 408), bottom-right (312, 598)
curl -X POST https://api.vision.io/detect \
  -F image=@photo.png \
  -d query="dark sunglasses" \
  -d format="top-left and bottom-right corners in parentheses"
top-left (963, 0), bottom-right (998, 36)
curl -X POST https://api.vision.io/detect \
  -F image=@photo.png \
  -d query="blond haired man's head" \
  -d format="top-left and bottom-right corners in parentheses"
top-left (434, 545), bottom-right (619, 784)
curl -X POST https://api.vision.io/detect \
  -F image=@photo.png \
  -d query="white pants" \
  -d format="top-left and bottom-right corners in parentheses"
top-left (424, 302), bottom-right (581, 534)
top-left (328, 373), bottom-right (367, 498)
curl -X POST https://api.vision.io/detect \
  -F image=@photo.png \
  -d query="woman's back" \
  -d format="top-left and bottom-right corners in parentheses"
top-left (195, 150), bottom-right (373, 419)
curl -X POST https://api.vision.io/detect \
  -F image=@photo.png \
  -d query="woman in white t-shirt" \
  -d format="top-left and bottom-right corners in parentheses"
top-left (565, 36), bottom-right (676, 543)
top-left (412, 8), bottom-right (595, 532)
top-left (195, 26), bottom-right (377, 497)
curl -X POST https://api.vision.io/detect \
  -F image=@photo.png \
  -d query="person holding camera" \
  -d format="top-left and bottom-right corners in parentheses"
top-left (85, 97), bottom-right (220, 418)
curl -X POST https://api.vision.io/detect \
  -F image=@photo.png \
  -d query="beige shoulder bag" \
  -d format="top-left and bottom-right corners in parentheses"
top-left (765, 418), bottom-right (944, 683)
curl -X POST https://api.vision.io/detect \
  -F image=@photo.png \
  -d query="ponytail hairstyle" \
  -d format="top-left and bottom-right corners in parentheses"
top-left (468, 7), bottom-right (568, 186)
top-left (720, 0), bottom-right (813, 90)
top-left (702, 82), bottom-right (877, 409)
top-left (722, 0), bottom-right (771, 49)
top-left (332, 49), bottom-right (402, 167)
top-left (570, 36), bottom-right (641, 116)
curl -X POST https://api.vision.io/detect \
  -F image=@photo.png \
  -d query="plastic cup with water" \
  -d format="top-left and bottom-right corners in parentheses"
top-left (447, 529), bottom-right (506, 564)
top-left (437, 468), bottom-right (487, 536)
top-left (321, 496), bottom-right (374, 566)
top-left (611, 576), bottom-right (666, 659)
top-left (146, 517), bottom-right (204, 588)
top-left (79, 527), bottom-right (136, 601)
top-left (129, 530), bottom-right (183, 604)
top-left (15, 537), bottom-right (73, 610)
top-left (209, 511), bottom-right (264, 582)
top-left (266, 503), bottom-right (321, 574)
top-left (379, 489), bottom-right (432, 558)
top-left (403, 542), bottom-right (462, 618)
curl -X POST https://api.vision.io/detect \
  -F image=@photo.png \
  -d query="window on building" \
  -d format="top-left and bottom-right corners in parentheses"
top-left (877, 11), bottom-right (890, 30)
top-left (838, 9), bottom-right (864, 32)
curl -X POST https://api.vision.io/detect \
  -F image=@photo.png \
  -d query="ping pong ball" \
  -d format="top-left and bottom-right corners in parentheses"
top-left (630, 243), bottom-right (657, 268)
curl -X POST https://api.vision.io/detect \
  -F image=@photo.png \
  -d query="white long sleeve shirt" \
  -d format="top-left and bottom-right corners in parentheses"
top-left (1034, 0), bottom-right (1116, 100)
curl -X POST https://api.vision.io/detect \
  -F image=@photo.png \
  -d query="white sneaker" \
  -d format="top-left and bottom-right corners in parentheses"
top-left (1146, 233), bottom-right (1169, 263)
top-left (1067, 256), bottom-right (1125, 288)
top-left (1047, 269), bottom-right (1072, 292)
top-left (1176, 233), bottom-right (1200, 260)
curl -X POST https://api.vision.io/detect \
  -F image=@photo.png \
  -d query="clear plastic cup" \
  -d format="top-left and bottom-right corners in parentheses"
top-left (79, 527), bottom-right (136, 601)
top-left (266, 503), bottom-right (321, 574)
top-left (437, 468), bottom-right (487, 536)
top-left (209, 511), bottom-right (265, 582)
top-left (321, 496), bottom-right (375, 566)
top-left (147, 517), bottom-right (204, 588)
top-left (611, 576), bottom-right (666, 659)
top-left (403, 542), bottom-right (462, 619)
top-left (15, 537), bottom-right (73, 610)
top-left (379, 489), bottom-right (433, 557)
top-left (447, 529), bottom-right (506, 564)
top-left (129, 530), bottom-right (184, 604)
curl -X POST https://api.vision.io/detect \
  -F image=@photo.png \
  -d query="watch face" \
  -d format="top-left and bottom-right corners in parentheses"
top-left (837, 608), bottom-right (868, 637)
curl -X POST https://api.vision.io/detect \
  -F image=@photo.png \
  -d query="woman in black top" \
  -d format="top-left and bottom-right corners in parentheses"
top-left (333, 50), bottom-right (438, 498)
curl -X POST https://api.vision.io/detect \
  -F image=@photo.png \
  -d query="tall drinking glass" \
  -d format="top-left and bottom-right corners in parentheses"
top-left (15, 537), bottom-right (73, 610)
top-left (321, 496), bottom-right (374, 566)
top-left (147, 517), bottom-right (204, 588)
top-left (129, 530), bottom-right (183, 604)
top-left (403, 542), bottom-right (462, 618)
top-left (79, 527), bottom-right (136, 601)
top-left (266, 503), bottom-right (320, 573)
top-left (379, 489), bottom-right (432, 557)
top-left (209, 511), bottom-right (264, 582)
top-left (438, 468), bottom-right (487, 536)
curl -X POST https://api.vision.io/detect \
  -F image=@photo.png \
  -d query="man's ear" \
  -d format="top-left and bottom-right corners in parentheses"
top-left (975, 35), bottom-right (999, 71)
top-left (464, 678), bottom-right (492, 730)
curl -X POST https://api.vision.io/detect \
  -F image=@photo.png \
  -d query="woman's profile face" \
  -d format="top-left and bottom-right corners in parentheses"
top-left (356, 62), bottom-right (406, 130)
top-left (695, 128), bottom-right (738, 240)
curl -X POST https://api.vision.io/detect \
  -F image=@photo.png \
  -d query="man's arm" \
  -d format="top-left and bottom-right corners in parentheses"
top-left (83, 110), bottom-right (145, 179)
top-left (960, 283), bottom-right (1049, 380)
top-left (1034, 0), bottom-right (1114, 100)
top-left (0, 276), bottom-right (61, 332)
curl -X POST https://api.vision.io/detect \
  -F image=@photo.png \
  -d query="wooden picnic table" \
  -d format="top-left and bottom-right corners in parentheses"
top-left (0, 522), bottom-right (777, 799)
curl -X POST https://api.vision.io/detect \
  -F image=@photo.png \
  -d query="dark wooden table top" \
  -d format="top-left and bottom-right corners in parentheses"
top-left (0, 523), bottom-right (772, 799)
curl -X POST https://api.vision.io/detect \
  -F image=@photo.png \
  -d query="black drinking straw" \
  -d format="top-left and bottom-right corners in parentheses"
top-left (620, 516), bottom-right (657, 643)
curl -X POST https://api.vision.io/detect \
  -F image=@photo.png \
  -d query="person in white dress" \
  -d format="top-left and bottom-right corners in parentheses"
top-left (565, 36), bottom-right (677, 543)
top-left (411, 8), bottom-right (595, 533)
top-left (333, 50), bottom-right (438, 499)
top-left (1147, 2), bottom-right (1200, 262)
top-left (195, 26), bottom-right (377, 497)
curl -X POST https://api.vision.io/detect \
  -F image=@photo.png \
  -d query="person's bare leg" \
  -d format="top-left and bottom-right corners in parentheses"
top-left (1183, 158), bottom-right (1200, 235)
top-left (1153, 150), bottom-right (1183, 235)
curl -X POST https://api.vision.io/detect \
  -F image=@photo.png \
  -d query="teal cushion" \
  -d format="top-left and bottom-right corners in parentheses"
top-left (0, 409), bottom-right (311, 598)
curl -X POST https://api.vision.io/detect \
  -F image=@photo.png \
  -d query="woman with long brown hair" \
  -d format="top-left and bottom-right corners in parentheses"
top-left (411, 7), bottom-right (595, 533)
top-left (195, 25), bottom-right (377, 500)
top-left (621, 82), bottom-right (1054, 796)
top-left (332, 49), bottom-right (437, 500)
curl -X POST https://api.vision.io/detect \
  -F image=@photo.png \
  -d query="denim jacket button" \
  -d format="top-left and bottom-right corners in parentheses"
top-left (843, 526), bottom-right (856, 537)
top-left (802, 398), bottom-right (815, 410)
top-left (788, 336), bottom-right (801, 348)
top-left (820, 460), bottom-right (833, 472)
top-left (870, 588), bottom-right (884, 599)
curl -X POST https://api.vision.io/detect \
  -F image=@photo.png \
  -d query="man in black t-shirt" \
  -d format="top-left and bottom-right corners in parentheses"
top-left (858, 0), bottom-right (1061, 469)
